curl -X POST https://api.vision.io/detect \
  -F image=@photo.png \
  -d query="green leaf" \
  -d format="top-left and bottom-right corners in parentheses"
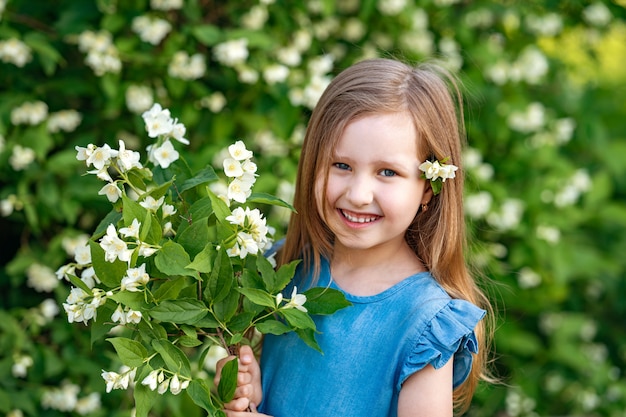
top-left (149, 299), bottom-right (208, 325)
top-left (295, 328), bottom-right (322, 353)
top-left (237, 288), bottom-right (276, 308)
top-left (177, 216), bottom-right (210, 258)
top-left (256, 319), bottom-right (291, 335)
top-left (187, 379), bottom-right (219, 413)
top-left (154, 240), bottom-right (197, 277)
top-left (248, 192), bottom-right (296, 211)
top-left (256, 254), bottom-right (277, 292)
top-left (281, 308), bottom-right (316, 330)
top-left (208, 189), bottom-right (232, 221)
top-left (92, 209), bottom-right (123, 238)
top-left (179, 166), bottom-right (219, 192)
top-left (138, 321), bottom-right (168, 343)
top-left (122, 194), bottom-right (149, 227)
top-left (107, 337), bottom-right (148, 368)
top-left (213, 290), bottom-right (240, 322)
top-left (89, 239), bottom-right (127, 287)
top-left (274, 260), bottom-right (300, 293)
top-left (217, 358), bottom-right (238, 403)
top-left (187, 243), bottom-right (215, 274)
top-left (152, 339), bottom-right (192, 376)
top-left (205, 246), bottom-right (233, 303)
top-left (152, 277), bottom-right (191, 301)
top-left (303, 287), bottom-right (352, 315)
top-left (191, 25), bottom-right (222, 46)
top-left (134, 378), bottom-right (158, 417)
top-left (67, 273), bottom-right (93, 294)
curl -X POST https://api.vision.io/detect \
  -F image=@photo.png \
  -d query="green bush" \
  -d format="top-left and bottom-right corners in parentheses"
top-left (1, 0), bottom-right (625, 416)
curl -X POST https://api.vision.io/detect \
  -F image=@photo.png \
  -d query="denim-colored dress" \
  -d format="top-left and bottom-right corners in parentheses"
top-left (258, 257), bottom-right (485, 417)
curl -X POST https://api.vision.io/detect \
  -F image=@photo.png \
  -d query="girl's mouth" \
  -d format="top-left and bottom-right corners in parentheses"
top-left (340, 209), bottom-right (381, 223)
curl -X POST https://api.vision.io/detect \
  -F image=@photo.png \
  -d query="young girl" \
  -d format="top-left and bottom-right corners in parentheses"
top-left (218, 58), bottom-right (492, 417)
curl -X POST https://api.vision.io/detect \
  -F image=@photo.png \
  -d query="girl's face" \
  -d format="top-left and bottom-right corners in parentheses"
top-left (315, 112), bottom-right (432, 256)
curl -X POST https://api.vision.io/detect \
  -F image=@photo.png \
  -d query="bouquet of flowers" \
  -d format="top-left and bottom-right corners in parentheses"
top-left (58, 104), bottom-right (350, 417)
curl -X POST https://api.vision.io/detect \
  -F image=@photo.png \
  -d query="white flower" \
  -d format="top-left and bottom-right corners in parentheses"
top-left (117, 140), bottom-right (142, 171)
top-left (9, 145), bottom-right (36, 171)
top-left (285, 286), bottom-right (307, 312)
top-left (26, 264), bottom-right (59, 293)
top-left (213, 38), bottom-right (249, 67)
top-left (465, 191), bottom-right (493, 219)
top-left (583, 2), bottom-right (612, 27)
top-left (121, 263), bottom-right (150, 292)
top-left (11, 354), bottom-right (33, 378)
top-left (162, 203), bottom-right (176, 218)
top-left (227, 176), bottom-right (254, 203)
top-left (223, 158), bottom-right (243, 178)
top-left (74, 392), bottom-right (101, 415)
top-left (47, 110), bottom-right (82, 133)
top-left (111, 304), bottom-right (127, 325)
top-left (150, 0), bottom-right (183, 11)
top-left (150, 140), bottom-right (179, 168)
top-left (140, 195), bottom-right (164, 211)
top-left (119, 218), bottom-right (141, 239)
top-left (158, 378), bottom-right (170, 394)
top-left (170, 120), bottom-right (189, 145)
top-left (377, 0), bottom-right (407, 16)
top-left (74, 244), bottom-right (92, 266)
top-left (126, 85), bottom-right (154, 114)
top-left (142, 103), bottom-right (174, 138)
top-left (99, 224), bottom-right (133, 263)
top-left (40, 299), bottom-right (60, 320)
top-left (418, 159), bottom-right (458, 181)
top-left (263, 63), bottom-right (290, 85)
top-left (86, 144), bottom-right (118, 170)
top-left (228, 140), bottom-right (253, 161)
top-left (0, 38), bottom-right (32, 67)
top-left (518, 267), bottom-right (542, 289)
top-left (132, 15), bottom-right (172, 45)
top-left (141, 369), bottom-right (161, 391)
top-left (536, 225), bottom-right (560, 244)
top-left (98, 182), bottom-right (122, 203)
top-left (201, 92), bottom-right (227, 113)
top-left (168, 51), bottom-right (206, 80)
top-left (126, 309), bottom-right (142, 324)
top-left (137, 242), bottom-right (158, 257)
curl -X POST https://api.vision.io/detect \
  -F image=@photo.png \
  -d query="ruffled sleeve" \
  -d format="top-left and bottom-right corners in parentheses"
top-left (398, 299), bottom-right (486, 390)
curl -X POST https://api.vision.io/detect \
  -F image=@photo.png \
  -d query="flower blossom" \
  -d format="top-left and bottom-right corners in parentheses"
top-left (63, 287), bottom-right (108, 325)
top-left (11, 101), bottom-right (48, 125)
top-left (100, 224), bottom-right (133, 263)
top-left (98, 183), bottom-right (122, 203)
top-left (419, 160), bottom-right (459, 182)
top-left (9, 145), bottom-right (36, 171)
top-left (140, 195), bottom-right (164, 212)
top-left (116, 140), bottom-right (142, 171)
top-left (0, 38), bottom-right (32, 67)
top-left (120, 263), bottom-right (150, 292)
top-left (279, 286), bottom-right (307, 312)
top-left (168, 51), bottom-right (206, 80)
top-left (132, 15), bottom-right (172, 45)
top-left (47, 110), bottom-right (82, 133)
top-left (26, 263), bottom-right (59, 293)
top-left (126, 85), bottom-right (154, 114)
top-left (213, 38), bottom-right (249, 67)
top-left (142, 103), bottom-right (174, 138)
top-left (101, 366), bottom-right (137, 393)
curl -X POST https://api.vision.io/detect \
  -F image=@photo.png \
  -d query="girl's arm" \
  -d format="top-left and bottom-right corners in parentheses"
top-left (397, 360), bottom-right (454, 417)
top-left (214, 345), bottom-right (263, 412)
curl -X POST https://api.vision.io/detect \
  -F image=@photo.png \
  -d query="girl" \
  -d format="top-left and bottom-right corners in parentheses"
top-left (219, 58), bottom-right (492, 417)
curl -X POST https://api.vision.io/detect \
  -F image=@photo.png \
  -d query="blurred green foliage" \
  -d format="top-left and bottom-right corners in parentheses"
top-left (1, 0), bottom-right (625, 416)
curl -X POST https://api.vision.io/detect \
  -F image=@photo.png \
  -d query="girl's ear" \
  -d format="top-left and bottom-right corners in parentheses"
top-left (421, 180), bottom-right (434, 206)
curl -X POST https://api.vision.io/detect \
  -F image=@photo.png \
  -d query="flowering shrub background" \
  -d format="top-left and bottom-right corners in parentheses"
top-left (1, 0), bottom-right (625, 416)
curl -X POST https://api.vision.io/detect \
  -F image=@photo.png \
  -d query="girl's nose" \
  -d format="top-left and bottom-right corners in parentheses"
top-left (346, 176), bottom-right (374, 206)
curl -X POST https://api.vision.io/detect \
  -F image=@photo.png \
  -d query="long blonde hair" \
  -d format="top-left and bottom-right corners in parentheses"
top-left (278, 58), bottom-right (492, 413)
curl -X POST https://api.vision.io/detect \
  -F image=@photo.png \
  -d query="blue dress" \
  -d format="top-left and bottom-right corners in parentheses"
top-left (258, 258), bottom-right (485, 417)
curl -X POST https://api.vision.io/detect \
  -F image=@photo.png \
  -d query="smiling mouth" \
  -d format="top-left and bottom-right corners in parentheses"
top-left (340, 209), bottom-right (381, 223)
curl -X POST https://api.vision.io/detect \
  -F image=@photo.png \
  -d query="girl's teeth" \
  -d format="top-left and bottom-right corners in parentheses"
top-left (342, 210), bottom-right (378, 223)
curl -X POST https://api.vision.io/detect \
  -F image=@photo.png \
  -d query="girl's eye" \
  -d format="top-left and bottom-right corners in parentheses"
top-left (333, 162), bottom-right (351, 170)
top-left (380, 169), bottom-right (397, 177)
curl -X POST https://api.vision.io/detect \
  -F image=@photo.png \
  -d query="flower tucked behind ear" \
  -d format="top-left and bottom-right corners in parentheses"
top-left (419, 157), bottom-right (459, 195)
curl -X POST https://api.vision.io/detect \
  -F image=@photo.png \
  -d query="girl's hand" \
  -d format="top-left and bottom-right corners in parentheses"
top-left (224, 403), bottom-right (273, 417)
top-left (214, 345), bottom-right (263, 412)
